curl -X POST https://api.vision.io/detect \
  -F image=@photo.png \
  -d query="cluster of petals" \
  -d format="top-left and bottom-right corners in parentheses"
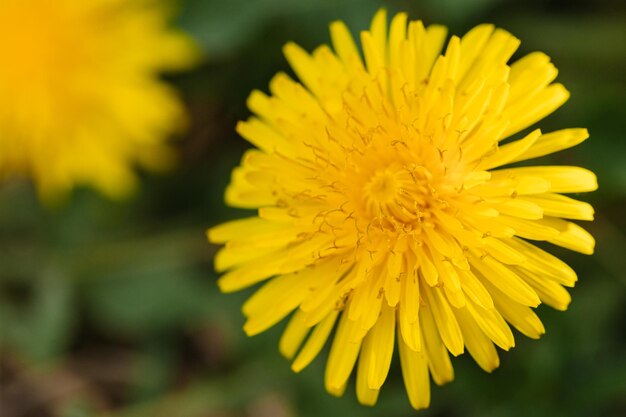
top-left (0, 0), bottom-right (197, 199)
top-left (210, 9), bottom-right (596, 409)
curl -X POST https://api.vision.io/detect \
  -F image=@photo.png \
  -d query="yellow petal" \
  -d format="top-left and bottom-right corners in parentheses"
top-left (459, 268), bottom-right (494, 309)
top-left (369, 8), bottom-right (388, 66)
top-left (292, 311), bottom-right (339, 372)
top-left (423, 286), bottom-right (464, 356)
top-left (470, 255), bottom-right (540, 307)
top-left (510, 128), bottom-right (589, 163)
top-left (388, 12), bottom-right (408, 70)
top-left (398, 329), bottom-right (431, 410)
top-left (283, 42), bottom-right (322, 96)
top-left (208, 217), bottom-right (284, 243)
top-left (398, 304), bottom-right (422, 352)
top-left (236, 118), bottom-right (288, 154)
top-left (325, 308), bottom-right (364, 393)
top-left (543, 217), bottom-right (595, 254)
top-left (279, 309), bottom-right (310, 359)
top-left (420, 306), bottom-right (454, 385)
top-left (497, 215), bottom-right (559, 241)
top-left (465, 299), bottom-right (515, 350)
top-left (384, 250), bottom-right (404, 306)
top-left (488, 197), bottom-right (544, 220)
top-left (521, 193), bottom-right (594, 221)
top-left (454, 307), bottom-right (500, 372)
top-left (416, 248), bottom-right (439, 286)
top-left (356, 349), bottom-right (380, 406)
top-left (330, 20), bottom-right (361, 65)
top-left (492, 166), bottom-right (597, 194)
top-left (502, 83), bottom-right (570, 139)
top-left (513, 267), bottom-right (572, 311)
top-left (507, 238), bottom-right (577, 287)
top-left (475, 129), bottom-right (541, 170)
top-left (508, 52), bottom-right (558, 105)
top-left (457, 24), bottom-right (495, 80)
top-left (364, 303), bottom-right (396, 390)
top-left (482, 237), bottom-right (526, 265)
top-left (485, 281), bottom-right (546, 339)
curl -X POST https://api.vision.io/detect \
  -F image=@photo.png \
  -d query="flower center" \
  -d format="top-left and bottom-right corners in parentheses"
top-left (365, 170), bottom-right (399, 205)
top-left (361, 162), bottom-right (441, 225)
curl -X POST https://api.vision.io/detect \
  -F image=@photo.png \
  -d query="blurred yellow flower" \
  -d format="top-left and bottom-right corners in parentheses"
top-left (0, 0), bottom-right (197, 200)
top-left (208, 10), bottom-right (596, 410)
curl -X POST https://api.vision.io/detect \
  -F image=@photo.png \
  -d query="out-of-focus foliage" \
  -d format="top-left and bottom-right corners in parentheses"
top-left (1, 0), bottom-right (625, 416)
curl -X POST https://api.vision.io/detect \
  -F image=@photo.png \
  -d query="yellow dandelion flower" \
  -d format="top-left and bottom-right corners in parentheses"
top-left (0, 0), bottom-right (198, 200)
top-left (208, 10), bottom-right (597, 409)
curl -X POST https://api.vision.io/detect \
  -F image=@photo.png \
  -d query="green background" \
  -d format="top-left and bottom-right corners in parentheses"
top-left (1, 0), bottom-right (625, 416)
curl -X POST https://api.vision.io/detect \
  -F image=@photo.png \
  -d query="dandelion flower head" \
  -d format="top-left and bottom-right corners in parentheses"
top-left (209, 10), bottom-right (597, 409)
top-left (0, 0), bottom-right (198, 199)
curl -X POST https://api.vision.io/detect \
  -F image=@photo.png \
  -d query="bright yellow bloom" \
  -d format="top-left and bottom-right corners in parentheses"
top-left (0, 0), bottom-right (197, 200)
top-left (208, 10), bottom-right (597, 409)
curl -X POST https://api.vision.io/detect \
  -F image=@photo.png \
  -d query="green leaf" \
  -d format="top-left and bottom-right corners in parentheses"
top-left (0, 268), bottom-right (75, 361)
